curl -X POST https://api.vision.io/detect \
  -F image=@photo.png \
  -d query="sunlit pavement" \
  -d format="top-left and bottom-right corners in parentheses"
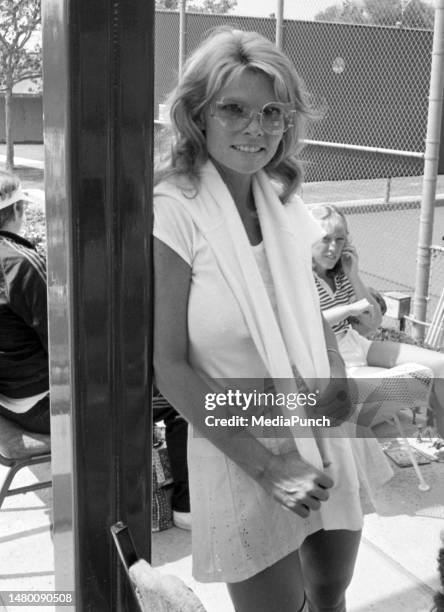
top-left (151, 411), bottom-right (444, 612)
top-left (0, 155), bottom-right (43, 170)
top-left (0, 145), bottom-right (44, 163)
top-left (0, 462), bottom-right (55, 612)
top-left (0, 411), bottom-right (443, 611)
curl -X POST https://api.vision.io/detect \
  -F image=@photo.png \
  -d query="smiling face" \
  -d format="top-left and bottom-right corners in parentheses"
top-left (203, 70), bottom-right (283, 180)
top-left (312, 217), bottom-right (348, 274)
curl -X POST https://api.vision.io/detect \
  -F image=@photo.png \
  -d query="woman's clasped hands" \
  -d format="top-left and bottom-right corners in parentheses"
top-left (261, 451), bottom-right (333, 517)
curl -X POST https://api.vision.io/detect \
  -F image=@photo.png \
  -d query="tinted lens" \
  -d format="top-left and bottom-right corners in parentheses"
top-left (261, 103), bottom-right (287, 134)
top-left (212, 100), bottom-right (292, 134)
top-left (213, 101), bottom-right (251, 130)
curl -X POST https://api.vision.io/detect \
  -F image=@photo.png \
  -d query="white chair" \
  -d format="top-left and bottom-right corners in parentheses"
top-left (405, 287), bottom-right (444, 350)
top-left (424, 288), bottom-right (444, 349)
top-left (129, 559), bottom-right (207, 612)
top-left (353, 362), bottom-right (434, 491)
top-left (111, 522), bottom-right (207, 612)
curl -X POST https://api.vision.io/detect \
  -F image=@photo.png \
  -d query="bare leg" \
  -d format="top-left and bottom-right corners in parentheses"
top-left (367, 340), bottom-right (444, 436)
top-left (227, 549), bottom-right (305, 612)
top-left (300, 529), bottom-right (362, 612)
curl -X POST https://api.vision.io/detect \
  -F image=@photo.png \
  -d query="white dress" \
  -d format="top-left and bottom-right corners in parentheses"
top-left (153, 175), bottom-right (392, 584)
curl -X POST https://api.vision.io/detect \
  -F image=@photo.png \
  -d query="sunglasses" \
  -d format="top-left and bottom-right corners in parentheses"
top-left (210, 99), bottom-right (296, 135)
top-left (311, 205), bottom-right (347, 223)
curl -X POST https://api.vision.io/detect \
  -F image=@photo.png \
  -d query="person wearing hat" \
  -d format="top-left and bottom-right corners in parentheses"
top-left (0, 171), bottom-right (49, 434)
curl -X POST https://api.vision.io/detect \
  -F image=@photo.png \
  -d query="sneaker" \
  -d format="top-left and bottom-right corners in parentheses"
top-left (173, 510), bottom-right (191, 531)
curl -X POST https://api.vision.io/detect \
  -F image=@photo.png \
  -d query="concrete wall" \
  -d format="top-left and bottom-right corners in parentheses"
top-left (0, 95), bottom-right (43, 143)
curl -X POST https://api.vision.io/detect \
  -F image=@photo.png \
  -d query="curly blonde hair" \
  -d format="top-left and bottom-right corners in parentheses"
top-left (309, 204), bottom-right (350, 246)
top-left (155, 27), bottom-right (315, 202)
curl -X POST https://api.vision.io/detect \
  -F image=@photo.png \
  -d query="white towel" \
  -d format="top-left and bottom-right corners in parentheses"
top-left (156, 161), bottom-right (331, 468)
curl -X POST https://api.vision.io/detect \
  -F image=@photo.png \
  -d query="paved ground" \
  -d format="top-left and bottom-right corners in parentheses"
top-left (0, 146), bottom-right (44, 191)
top-left (0, 145), bottom-right (44, 163)
top-left (0, 412), bottom-right (443, 611)
top-left (151, 413), bottom-right (444, 612)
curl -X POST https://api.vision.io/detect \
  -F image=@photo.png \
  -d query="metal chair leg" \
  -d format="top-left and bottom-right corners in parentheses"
top-left (0, 454), bottom-right (52, 510)
top-left (393, 413), bottom-right (430, 492)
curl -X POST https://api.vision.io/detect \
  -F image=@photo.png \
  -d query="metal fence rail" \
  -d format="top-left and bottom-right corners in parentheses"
top-left (331, 199), bottom-right (425, 293)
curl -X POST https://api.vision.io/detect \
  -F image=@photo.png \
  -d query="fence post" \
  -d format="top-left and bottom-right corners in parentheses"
top-left (179, 0), bottom-right (187, 78)
top-left (412, 0), bottom-right (444, 340)
top-left (275, 0), bottom-right (284, 49)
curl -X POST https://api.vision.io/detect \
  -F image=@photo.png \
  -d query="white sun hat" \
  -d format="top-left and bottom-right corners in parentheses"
top-left (0, 186), bottom-right (36, 211)
top-left (21, 188), bottom-right (45, 208)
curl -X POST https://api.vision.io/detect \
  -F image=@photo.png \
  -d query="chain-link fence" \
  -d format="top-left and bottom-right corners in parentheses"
top-left (154, 1), bottom-right (444, 341)
top-left (154, 7), bottom-right (278, 122)
top-left (429, 246), bottom-right (444, 316)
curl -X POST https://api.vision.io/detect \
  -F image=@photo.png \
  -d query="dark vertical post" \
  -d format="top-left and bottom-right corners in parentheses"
top-left (42, 1), bottom-right (154, 609)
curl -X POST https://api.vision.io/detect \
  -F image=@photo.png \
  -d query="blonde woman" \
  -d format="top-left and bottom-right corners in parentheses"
top-left (311, 204), bottom-right (444, 437)
top-left (153, 29), bottom-right (390, 612)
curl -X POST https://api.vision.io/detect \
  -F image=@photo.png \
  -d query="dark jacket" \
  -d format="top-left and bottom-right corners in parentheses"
top-left (0, 230), bottom-right (48, 398)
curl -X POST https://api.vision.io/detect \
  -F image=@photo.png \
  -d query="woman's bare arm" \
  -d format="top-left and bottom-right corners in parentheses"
top-left (153, 237), bottom-right (273, 480)
top-left (321, 299), bottom-right (375, 327)
top-left (316, 315), bottom-right (353, 423)
top-left (153, 237), bottom-right (333, 515)
top-left (341, 245), bottom-right (382, 329)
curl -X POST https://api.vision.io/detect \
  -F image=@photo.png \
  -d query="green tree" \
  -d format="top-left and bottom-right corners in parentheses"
top-left (315, 0), bottom-right (434, 29)
top-left (156, 0), bottom-right (237, 13)
top-left (0, 0), bottom-right (42, 171)
top-left (401, 0), bottom-right (434, 29)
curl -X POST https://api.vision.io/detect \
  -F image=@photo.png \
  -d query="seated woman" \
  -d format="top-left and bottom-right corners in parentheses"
top-left (310, 204), bottom-right (444, 436)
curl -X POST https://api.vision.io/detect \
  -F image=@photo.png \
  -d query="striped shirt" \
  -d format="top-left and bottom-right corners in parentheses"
top-left (314, 269), bottom-right (355, 335)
